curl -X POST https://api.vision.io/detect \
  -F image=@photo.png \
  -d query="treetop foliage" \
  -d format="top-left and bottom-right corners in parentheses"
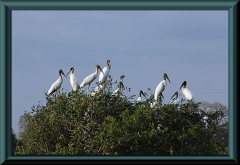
top-left (15, 75), bottom-right (228, 155)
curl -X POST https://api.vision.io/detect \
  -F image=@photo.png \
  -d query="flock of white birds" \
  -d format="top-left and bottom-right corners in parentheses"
top-left (47, 59), bottom-right (195, 108)
top-left (45, 59), bottom-right (212, 129)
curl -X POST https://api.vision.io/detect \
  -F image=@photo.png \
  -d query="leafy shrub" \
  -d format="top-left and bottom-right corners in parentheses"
top-left (15, 76), bottom-right (227, 155)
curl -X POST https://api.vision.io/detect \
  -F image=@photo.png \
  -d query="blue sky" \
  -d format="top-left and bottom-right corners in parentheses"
top-left (12, 10), bottom-right (228, 136)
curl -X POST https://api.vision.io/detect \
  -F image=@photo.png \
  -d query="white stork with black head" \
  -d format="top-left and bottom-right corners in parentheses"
top-left (47, 69), bottom-right (67, 95)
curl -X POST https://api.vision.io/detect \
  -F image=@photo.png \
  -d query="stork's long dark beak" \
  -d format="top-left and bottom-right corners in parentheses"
top-left (171, 93), bottom-right (176, 100)
top-left (179, 84), bottom-right (183, 90)
top-left (66, 69), bottom-right (71, 77)
top-left (140, 90), bottom-right (146, 98)
top-left (62, 71), bottom-right (67, 78)
top-left (180, 82), bottom-right (185, 90)
top-left (99, 67), bottom-right (104, 74)
top-left (142, 93), bottom-right (146, 99)
top-left (167, 76), bottom-right (171, 83)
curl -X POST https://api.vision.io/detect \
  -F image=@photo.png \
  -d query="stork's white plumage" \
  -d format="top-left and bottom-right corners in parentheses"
top-left (154, 73), bottom-right (170, 102)
top-left (150, 93), bottom-right (164, 108)
top-left (47, 69), bottom-right (66, 95)
top-left (170, 91), bottom-right (181, 105)
top-left (179, 81), bottom-right (193, 101)
top-left (91, 84), bottom-right (103, 96)
top-left (99, 59), bottom-right (111, 85)
top-left (91, 60), bottom-right (111, 96)
top-left (66, 67), bottom-right (79, 92)
top-left (80, 65), bottom-right (104, 93)
top-left (150, 101), bottom-right (157, 108)
top-left (135, 90), bottom-right (146, 103)
top-left (112, 81), bottom-right (124, 96)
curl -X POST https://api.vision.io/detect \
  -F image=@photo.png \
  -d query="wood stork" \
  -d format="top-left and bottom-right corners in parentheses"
top-left (66, 67), bottom-right (79, 92)
top-left (150, 93), bottom-right (164, 108)
top-left (91, 60), bottom-right (111, 96)
top-left (112, 81), bottom-right (124, 96)
top-left (179, 81), bottom-right (194, 101)
top-left (47, 69), bottom-right (67, 95)
top-left (80, 65), bottom-right (104, 93)
top-left (170, 91), bottom-right (181, 105)
top-left (135, 90), bottom-right (146, 103)
top-left (91, 84), bottom-right (103, 96)
top-left (154, 73), bottom-right (170, 102)
top-left (99, 59), bottom-right (111, 85)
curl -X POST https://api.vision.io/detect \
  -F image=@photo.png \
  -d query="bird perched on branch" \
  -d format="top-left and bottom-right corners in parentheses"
top-left (92, 60), bottom-right (111, 96)
top-left (154, 73), bottom-right (171, 103)
top-left (47, 69), bottom-right (67, 95)
top-left (179, 80), bottom-right (194, 101)
top-left (112, 81), bottom-right (124, 96)
top-left (135, 90), bottom-right (146, 103)
top-left (80, 65), bottom-right (104, 94)
top-left (66, 67), bottom-right (79, 92)
top-left (170, 91), bottom-right (181, 105)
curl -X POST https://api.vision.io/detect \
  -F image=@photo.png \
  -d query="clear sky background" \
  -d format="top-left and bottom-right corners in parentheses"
top-left (12, 10), bottom-right (228, 136)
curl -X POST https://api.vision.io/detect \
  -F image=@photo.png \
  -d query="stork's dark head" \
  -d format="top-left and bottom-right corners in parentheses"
top-left (163, 73), bottom-right (171, 83)
top-left (96, 65), bottom-right (104, 74)
top-left (59, 69), bottom-right (67, 78)
top-left (107, 59), bottom-right (111, 69)
top-left (179, 81), bottom-right (187, 90)
top-left (171, 91), bottom-right (178, 100)
top-left (119, 81), bottom-right (124, 89)
top-left (66, 67), bottom-right (74, 76)
top-left (139, 90), bottom-right (146, 98)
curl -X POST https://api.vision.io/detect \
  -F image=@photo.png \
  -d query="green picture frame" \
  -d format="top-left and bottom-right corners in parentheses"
top-left (0, 0), bottom-right (238, 164)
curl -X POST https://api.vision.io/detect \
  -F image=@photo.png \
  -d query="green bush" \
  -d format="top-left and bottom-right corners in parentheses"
top-left (15, 76), bottom-right (227, 155)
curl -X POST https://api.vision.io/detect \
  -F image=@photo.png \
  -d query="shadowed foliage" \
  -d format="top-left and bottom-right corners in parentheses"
top-left (15, 76), bottom-right (228, 155)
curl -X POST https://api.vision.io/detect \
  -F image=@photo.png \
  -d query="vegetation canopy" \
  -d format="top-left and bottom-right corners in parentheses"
top-left (14, 75), bottom-right (228, 155)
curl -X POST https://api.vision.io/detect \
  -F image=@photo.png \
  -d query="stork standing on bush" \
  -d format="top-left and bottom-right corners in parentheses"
top-left (135, 90), bottom-right (146, 103)
top-left (112, 81), bottom-right (124, 96)
top-left (47, 69), bottom-right (67, 95)
top-left (66, 67), bottom-right (79, 92)
top-left (99, 59), bottom-right (111, 85)
top-left (170, 91), bottom-right (181, 105)
top-left (154, 73), bottom-right (171, 103)
top-left (92, 60), bottom-right (111, 96)
top-left (80, 65), bottom-right (104, 94)
top-left (179, 80), bottom-right (194, 101)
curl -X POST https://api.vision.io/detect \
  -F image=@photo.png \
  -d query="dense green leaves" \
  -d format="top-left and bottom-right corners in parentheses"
top-left (15, 77), bottom-right (228, 155)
